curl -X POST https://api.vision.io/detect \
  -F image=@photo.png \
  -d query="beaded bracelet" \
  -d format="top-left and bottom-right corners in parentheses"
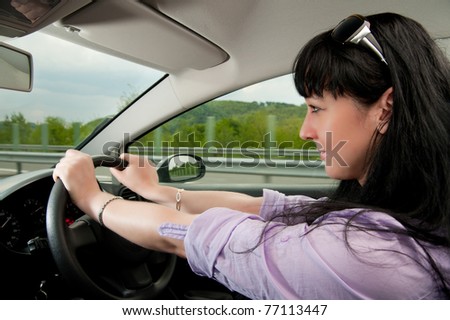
top-left (98, 196), bottom-right (123, 227)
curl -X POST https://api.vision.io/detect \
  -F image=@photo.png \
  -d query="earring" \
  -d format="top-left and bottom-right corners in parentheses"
top-left (376, 122), bottom-right (387, 134)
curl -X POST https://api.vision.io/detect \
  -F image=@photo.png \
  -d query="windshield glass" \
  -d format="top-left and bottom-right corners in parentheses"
top-left (0, 30), bottom-right (164, 177)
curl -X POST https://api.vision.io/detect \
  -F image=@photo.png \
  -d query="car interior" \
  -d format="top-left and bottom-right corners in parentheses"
top-left (0, 0), bottom-right (449, 299)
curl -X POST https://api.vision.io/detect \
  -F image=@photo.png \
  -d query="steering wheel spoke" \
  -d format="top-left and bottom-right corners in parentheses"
top-left (120, 262), bottom-right (154, 289)
top-left (67, 217), bottom-right (98, 249)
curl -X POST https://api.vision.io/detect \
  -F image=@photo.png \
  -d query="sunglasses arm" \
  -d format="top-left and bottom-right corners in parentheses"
top-left (360, 34), bottom-right (388, 65)
top-left (350, 24), bottom-right (388, 66)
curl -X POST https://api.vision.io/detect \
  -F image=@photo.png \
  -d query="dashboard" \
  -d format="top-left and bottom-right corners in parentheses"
top-left (0, 171), bottom-right (84, 254)
top-left (0, 169), bottom-right (99, 299)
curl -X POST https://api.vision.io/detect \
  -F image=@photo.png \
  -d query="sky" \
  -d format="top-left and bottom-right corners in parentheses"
top-left (0, 31), bottom-right (304, 124)
top-left (219, 74), bottom-right (304, 106)
top-left (0, 32), bottom-right (164, 123)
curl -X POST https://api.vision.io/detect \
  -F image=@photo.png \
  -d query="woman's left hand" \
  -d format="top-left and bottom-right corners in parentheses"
top-left (52, 149), bottom-right (103, 215)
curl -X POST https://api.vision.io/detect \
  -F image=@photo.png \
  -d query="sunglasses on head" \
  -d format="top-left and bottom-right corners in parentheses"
top-left (331, 14), bottom-right (388, 66)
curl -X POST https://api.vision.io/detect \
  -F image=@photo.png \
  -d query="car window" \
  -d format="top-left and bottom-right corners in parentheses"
top-left (0, 31), bottom-right (164, 177)
top-left (129, 75), bottom-right (335, 186)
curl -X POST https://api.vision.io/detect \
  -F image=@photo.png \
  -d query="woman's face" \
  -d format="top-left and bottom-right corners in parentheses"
top-left (300, 91), bottom-right (381, 184)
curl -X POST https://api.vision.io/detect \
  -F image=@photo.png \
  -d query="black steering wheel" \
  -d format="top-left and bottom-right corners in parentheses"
top-left (46, 155), bottom-right (176, 299)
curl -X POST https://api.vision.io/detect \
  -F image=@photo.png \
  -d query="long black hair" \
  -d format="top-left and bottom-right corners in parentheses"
top-left (291, 13), bottom-right (450, 295)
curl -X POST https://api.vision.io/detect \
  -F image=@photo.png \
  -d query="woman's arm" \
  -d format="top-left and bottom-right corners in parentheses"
top-left (145, 186), bottom-right (263, 215)
top-left (80, 190), bottom-right (196, 257)
top-left (53, 150), bottom-right (262, 257)
top-left (53, 150), bottom-right (197, 257)
top-left (110, 153), bottom-right (263, 214)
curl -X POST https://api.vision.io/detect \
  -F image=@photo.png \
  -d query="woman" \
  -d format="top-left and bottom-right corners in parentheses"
top-left (54, 13), bottom-right (450, 299)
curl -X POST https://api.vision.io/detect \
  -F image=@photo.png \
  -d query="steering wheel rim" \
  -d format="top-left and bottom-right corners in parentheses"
top-left (46, 155), bottom-right (176, 299)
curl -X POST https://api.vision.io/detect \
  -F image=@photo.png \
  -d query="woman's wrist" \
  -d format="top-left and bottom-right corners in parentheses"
top-left (144, 185), bottom-right (182, 209)
top-left (81, 191), bottom-right (117, 220)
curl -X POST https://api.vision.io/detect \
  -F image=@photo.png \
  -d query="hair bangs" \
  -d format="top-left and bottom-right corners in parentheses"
top-left (293, 30), bottom-right (389, 105)
top-left (294, 31), bottom-right (348, 99)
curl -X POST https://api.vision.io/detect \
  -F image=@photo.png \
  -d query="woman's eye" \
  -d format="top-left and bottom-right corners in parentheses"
top-left (310, 106), bottom-right (320, 113)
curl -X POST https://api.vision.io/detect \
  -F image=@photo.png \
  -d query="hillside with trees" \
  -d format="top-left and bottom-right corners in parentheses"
top-left (0, 100), bottom-right (312, 151)
top-left (136, 100), bottom-right (312, 150)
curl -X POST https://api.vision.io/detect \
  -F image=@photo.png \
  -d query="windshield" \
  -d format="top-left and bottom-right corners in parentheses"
top-left (0, 30), bottom-right (164, 177)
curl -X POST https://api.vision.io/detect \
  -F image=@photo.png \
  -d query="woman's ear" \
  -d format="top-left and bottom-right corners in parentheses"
top-left (376, 87), bottom-right (393, 134)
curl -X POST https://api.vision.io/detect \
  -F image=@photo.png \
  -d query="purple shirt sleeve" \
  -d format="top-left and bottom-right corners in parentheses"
top-left (162, 189), bottom-right (447, 299)
top-left (259, 188), bottom-right (319, 222)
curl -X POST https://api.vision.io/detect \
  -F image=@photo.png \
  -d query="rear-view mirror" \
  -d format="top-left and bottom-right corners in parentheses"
top-left (0, 42), bottom-right (33, 92)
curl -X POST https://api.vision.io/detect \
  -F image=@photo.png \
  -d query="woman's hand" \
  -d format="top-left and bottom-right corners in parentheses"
top-left (110, 153), bottom-right (162, 201)
top-left (52, 149), bottom-right (103, 215)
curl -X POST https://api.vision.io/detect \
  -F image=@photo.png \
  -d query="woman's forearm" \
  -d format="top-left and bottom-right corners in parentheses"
top-left (86, 191), bottom-right (196, 257)
top-left (109, 154), bottom-right (264, 215)
top-left (150, 186), bottom-right (264, 215)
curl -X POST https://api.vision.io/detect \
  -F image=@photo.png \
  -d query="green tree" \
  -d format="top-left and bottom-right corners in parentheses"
top-left (0, 112), bottom-right (34, 145)
top-left (46, 117), bottom-right (72, 145)
top-left (117, 84), bottom-right (141, 111)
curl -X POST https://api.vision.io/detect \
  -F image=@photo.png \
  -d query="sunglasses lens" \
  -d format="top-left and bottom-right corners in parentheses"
top-left (331, 14), bottom-right (388, 65)
top-left (331, 15), bottom-right (364, 43)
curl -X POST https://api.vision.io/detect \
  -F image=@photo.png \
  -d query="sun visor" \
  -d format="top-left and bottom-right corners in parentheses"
top-left (57, 0), bottom-right (229, 72)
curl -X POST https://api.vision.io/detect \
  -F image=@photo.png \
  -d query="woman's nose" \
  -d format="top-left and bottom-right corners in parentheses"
top-left (299, 114), bottom-right (316, 140)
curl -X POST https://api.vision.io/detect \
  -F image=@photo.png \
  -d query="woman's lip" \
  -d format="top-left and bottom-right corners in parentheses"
top-left (319, 150), bottom-right (326, 160)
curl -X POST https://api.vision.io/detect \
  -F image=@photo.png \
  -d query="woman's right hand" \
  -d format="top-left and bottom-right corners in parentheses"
top-left (110, 153), bottom-right (163, 201)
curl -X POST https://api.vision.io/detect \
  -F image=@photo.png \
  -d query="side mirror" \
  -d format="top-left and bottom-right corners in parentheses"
top-left (157, 154), bottom-right (206, 183)
top-left (0, 42), bottom-right (33, 92)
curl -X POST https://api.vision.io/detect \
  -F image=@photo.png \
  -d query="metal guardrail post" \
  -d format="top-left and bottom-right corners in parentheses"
top-left (265, 115), bottom-right (276, 183)
top-left (206, 116), bottom-right (215, 143)
top-left (12, 123), bottom-right (20, 148)
top-left (73, 122), bottom-right (81, 145)
top-left (12, 124), bottom-right (21, 173)
top-left (41, 123), bottom-right (49, 152)
top-left (154, 126), bottom-right (162, 156)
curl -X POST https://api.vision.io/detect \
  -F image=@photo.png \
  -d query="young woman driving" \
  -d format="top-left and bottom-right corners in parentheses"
top-left (54, 13), bottom-right (450, 299)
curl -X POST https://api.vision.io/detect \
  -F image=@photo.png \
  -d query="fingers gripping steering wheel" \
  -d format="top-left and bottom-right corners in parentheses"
top-left (46, 155), bottom-right (176, 299)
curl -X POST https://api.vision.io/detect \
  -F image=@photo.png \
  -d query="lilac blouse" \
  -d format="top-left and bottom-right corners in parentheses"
top-left (159, 189), bottom-right (449, 299)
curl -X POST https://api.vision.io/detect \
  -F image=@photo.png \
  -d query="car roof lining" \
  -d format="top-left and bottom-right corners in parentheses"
top-left (2, 0), bottom-right (450, 76)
